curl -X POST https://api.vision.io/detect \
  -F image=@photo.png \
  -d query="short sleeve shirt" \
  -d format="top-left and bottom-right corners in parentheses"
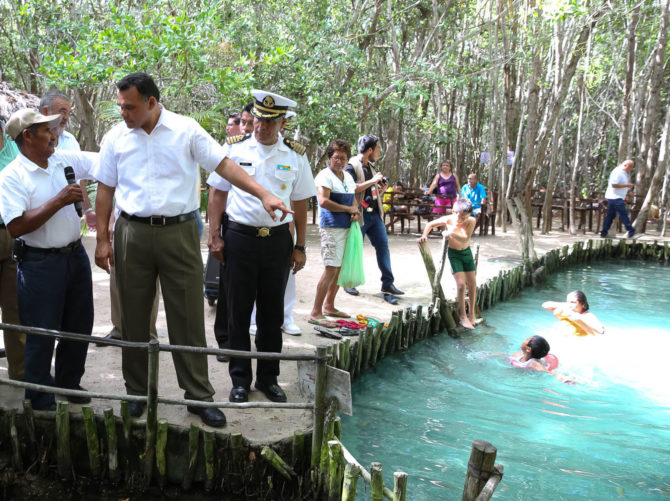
top-left (0, 150), bottom-right (98, 247)
top-left (55, 130), bottom-right (81, 152)
top-left (93, 107), bottom-right (226, 217)
top-left (605, 166), bottom-right (629, 200)
top-left (314, 168), bottom-right (356, 228)
top-left (207, 134), bottom-right (316, 227)
top-left (461, 183), bottom-right (487, 209)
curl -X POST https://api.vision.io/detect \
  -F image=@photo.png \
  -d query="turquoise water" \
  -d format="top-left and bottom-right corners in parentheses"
top-left (341, 260), bottom-right (670, 500)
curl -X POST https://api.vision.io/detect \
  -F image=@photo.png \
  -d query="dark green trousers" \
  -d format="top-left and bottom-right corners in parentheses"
top-left (114, 216), bottom-right (214, 401)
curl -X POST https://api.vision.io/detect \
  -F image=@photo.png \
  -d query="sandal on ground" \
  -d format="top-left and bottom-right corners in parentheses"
top-left (313, 325), bottom-right (342, 339)
top-left (339, 327), bottom-right (361, 336)
top-left (308, 318), bottom-right (339, 328)
top-left (335, 319), bottom-right (365, 330)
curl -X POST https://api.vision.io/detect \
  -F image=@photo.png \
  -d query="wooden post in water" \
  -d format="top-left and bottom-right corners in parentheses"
top-left (82, 406), bottom-right (101, 477)
top-left (475, 464), bottom-right (504, 501)
top-left (56, 401), bottom-right (72, 480)
top-left (182, 423), bottom-right (200, 490)
top-left (370, 462), bottom-right (384, 501)
top-left (461, 440), bottom-right (497, 501)
top-left (341, 463), bottom-right (360, 501)
top-left (327, 440), bottom-right (344, 501)
top-left (156, 418), bottom-right (168, 489)
top-left (9, 409), bottom-right (23, 472)
top-left (393, 471), bottom-right (408, 501)
top-left (103, 408), bottom-right (119, 483)
top-left (311, 346), bottom-right (329, 468)
top-left (144, 338), bottom-right (160, 486)
top-left (22, 400), bottom-right (37, 463)
top-left (203, 430), bottom-right (215, 491)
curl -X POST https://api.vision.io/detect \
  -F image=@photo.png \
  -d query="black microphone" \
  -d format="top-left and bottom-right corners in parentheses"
top-left (63, 166), bottom-right (83, 217)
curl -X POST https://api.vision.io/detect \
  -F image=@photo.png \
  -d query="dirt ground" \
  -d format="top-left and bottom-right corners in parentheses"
top-left (1, 218), bottom-right (666, 444)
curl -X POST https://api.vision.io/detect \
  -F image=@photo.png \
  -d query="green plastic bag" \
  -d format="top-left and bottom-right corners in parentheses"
top-left (338, 221), bottom-right (365, 288)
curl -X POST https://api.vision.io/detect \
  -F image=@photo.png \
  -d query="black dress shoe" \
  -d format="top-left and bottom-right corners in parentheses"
top-left (187, 405), bottom-right (226, 427)
top-left (0, 348), bottom-right (6, 358)
top-left (255, 381), bottom-right (287, 403)
top-left (381, 284), bottom-right (404, 295)
top-left (383, 293), bottom-right (399, 305)
top-left (66, 385), bottom-right (92, 404)
top-left (34, 402), bottom-right (57, 411)
top-left (128, 401), bottom-right (146, 417)
top-left (216, 353), bottom-right (230, 363)
top-left (95, 332), bottom-right (119, 347)
top-left (229, 386), bottom-right (249, 403)
top-left (344, 287), bottom-right (359, 296)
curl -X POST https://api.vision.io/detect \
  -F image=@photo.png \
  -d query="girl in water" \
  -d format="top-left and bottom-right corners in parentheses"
top-left (542, 290), bottom-right (604, 336)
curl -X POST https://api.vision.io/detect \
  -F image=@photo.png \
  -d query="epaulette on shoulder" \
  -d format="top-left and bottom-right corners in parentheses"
top-left (226, 134), bottom-right (251, 145)
top-left (284, 137), bottom-right (306, 155)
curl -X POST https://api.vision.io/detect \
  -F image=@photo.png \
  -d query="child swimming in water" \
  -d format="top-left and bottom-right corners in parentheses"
top-left (417, 198), bottom-right (477, 329)
top-left (506, 335), bottom-right (574, 384)
top-left (542, 290), bottom-right (604, 336)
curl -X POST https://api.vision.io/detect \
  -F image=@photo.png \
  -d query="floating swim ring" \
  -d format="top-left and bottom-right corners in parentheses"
top-left (544, 353), bottom-right (559, 371)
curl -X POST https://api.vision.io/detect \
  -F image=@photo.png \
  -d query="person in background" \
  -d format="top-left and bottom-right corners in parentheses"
top-left (0, 118), bottom-right (24, 378)
top-left (542, 290), bottom-right (604, 336)
top-left (344, 134), bottom-right (403, 305)
top-left (239, 102), bottom-right (254, 135)
top-left (226, 112), bottom-right (242, 137)
top-left (599, 159), bottom-right (640, 239)
top-left (310, 139), bottom-right (358, 326)
top-left (417, 199), bottom-right (477, 330)
top-left (0, 109), bottom-right (98, 410)
top-left (383, 180), bottom-right (411, 230)
top-left (39, 90), bottom-right (96, 231)
top-left (427, 159), bottom-right (460, 214)
top-left (460, 173), bottom-right (487, 216)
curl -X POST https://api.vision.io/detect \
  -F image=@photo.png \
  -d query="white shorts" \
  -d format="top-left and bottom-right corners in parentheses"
top-left (319, 227), bottom-right (349, 267)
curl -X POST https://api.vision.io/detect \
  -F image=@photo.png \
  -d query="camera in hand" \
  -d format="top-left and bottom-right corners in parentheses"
top-left (382, 176), bottom-right (389, 185)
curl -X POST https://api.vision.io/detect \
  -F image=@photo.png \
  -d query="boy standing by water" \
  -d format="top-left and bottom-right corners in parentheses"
top-left (417, 199), bottom-right (477, 329)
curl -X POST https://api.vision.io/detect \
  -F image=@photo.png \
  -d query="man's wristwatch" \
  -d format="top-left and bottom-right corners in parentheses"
top-left (294, 245), bottom-right (306, 253)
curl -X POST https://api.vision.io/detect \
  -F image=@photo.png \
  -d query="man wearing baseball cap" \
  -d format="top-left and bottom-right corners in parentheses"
top-left (207, 89), bottom-right (316, 404)
top-left (0, 108), bottom-right (98, 410)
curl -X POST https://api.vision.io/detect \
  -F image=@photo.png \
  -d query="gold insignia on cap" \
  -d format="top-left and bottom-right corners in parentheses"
top-left (263, 96), bottom-right (275, 108)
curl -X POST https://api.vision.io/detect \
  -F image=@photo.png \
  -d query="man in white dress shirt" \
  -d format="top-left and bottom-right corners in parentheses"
top-left (207, 90), bottom-right (316, 404)
top-left (93, 73), bottom-right (290, 426)
top-left (0, 109), bottom-right (97, 410)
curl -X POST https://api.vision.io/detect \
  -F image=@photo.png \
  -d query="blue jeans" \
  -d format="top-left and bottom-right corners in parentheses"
top-left (600, 198), bottom-right (635, 237)
top-left (360, 211), bottom-right (394, 288)
top-left (17, 243), bottom-right (93, 409)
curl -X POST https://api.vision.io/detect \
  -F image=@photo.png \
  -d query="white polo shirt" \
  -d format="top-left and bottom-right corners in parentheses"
top-left (0, 150), bottom-right (97, 248)
top-left (56, 130), bottom-right (81, 152)
top-left (605, 165), bottom-right (630, 200)
top-left (93, 106), bottom-right (226, 217)
top-left (207, 134), bottom-right (316, 227)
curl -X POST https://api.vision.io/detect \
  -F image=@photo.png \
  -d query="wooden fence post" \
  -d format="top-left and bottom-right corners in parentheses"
top-left (311, 346), bottom-right (329, 468)
top-left (144, 338), bottom-right (160, 487)
top-left (462, 440), bottom-right (497, 501)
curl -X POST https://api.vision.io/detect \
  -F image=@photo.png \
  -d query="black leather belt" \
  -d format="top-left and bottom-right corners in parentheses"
top-left (120, 210), bottom-right (197, 226)
top-left (228, 221), bottom-right (288, 237)
top-left (25, 239), bottom-right (81, 254)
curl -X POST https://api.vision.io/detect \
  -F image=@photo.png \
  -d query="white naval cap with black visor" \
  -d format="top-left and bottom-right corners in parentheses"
top-left (250, 89), bottom-right (297, 119)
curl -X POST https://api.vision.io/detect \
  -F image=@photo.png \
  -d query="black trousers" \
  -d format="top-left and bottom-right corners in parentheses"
top-left (224, 224), bottom-right (292, 388)
top-left (213, 260), bottom-right (228, 348)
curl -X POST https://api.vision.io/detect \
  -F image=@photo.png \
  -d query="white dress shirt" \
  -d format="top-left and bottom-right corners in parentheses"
top-left (207, 134), bottom-right (316, 227)
top-left (0, 151), bottom-right (97, 248)
top-left (55, 130), bottom-right (81, 152)
top-left (93, 106), bottom-right (226, 217)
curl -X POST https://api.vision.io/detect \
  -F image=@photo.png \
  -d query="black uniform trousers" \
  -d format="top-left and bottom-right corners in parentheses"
top-left (223, 223), bottom-right (292, 389)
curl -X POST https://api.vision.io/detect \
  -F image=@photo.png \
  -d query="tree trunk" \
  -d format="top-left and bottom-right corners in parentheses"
top-left (617, 2), bottom-right (641, 163)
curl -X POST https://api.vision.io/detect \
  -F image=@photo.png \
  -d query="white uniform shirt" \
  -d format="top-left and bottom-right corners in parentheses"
top-left (207, 134), bottom-right (316, 227)
top-left (93, 107), bottom-right (226, 217)
top-left (605, 166), bottom-right (630, 200)
top-left (0, 150), bottom-right (97, 248)
top-left (56, 130), bottom-right (81, 152)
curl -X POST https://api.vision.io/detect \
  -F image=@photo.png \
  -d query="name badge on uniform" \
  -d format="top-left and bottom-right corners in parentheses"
top-left (240, 162), bottom-right (252, 166)
top-left (277, 164), bottom-right (291, 171)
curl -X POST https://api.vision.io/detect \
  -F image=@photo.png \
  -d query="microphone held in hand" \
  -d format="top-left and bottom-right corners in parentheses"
top-left (63, 166), bottom-right (83, 217)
